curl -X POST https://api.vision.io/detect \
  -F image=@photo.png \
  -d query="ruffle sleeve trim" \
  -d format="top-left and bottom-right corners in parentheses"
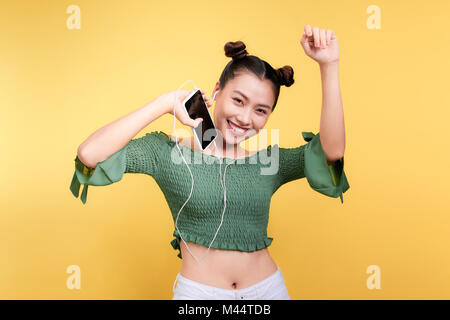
top-left (156, 131), bottom-right (175, 146)
top-left (169, 229), bottom-right (274, 259)
top-left (301, 131), bottom-right (350, 204)
top-left (69, 145), bottom-right (128, 204)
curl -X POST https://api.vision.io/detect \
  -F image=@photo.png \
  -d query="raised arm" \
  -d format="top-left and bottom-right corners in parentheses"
top-left (300, 25), bottom-right (345, 165)
top-left (77, 95), bottom-right (169, 168)
top-left (71, 89), bottom-right (212, 204)
top-left (274, 25), bottom-right (349, 203)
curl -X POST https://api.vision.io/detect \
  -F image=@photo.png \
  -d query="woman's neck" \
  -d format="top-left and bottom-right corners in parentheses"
top-left (211, 133), bottom-right (245, 158)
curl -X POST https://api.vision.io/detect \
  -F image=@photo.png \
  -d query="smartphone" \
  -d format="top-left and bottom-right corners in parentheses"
top-left (182, 89), bottom-right (218, 150)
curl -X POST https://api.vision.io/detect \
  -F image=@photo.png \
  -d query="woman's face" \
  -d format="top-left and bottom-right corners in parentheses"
top-left (212, 72), bottom-right (275, 147)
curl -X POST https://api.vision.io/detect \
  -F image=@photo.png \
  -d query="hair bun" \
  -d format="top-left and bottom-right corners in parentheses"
top-left (276, 66), bottom-right (294, 87)
top-left (224, 41), bottom-right (248, 60)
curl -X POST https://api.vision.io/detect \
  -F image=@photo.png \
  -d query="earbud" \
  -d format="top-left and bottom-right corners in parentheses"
top-left (212, 90), bottom-right (219, 102)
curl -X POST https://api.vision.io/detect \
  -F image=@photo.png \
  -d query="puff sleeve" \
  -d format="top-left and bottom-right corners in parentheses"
top-left (277, 131), bottom-right (350, 203)
top-left (69, 131), bottom-right (164, 204)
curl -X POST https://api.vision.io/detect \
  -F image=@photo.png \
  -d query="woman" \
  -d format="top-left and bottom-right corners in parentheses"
top-left (69, 25), bottom-right (349, 300)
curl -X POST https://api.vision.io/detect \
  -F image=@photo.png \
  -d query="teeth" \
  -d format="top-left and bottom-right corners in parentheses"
top-left (228, 120), bottom-right (247, 133)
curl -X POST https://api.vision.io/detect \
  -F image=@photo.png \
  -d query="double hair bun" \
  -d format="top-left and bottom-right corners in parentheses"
top-left (224, 41), bottom-right (294, 87)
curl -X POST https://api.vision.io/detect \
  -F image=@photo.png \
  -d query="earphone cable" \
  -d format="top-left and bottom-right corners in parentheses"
top-left (172, 81), bottom-right (234, 264)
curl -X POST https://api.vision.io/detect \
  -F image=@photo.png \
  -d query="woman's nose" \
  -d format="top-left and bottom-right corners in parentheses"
top-left (235, 110), bottom-right (252, 127)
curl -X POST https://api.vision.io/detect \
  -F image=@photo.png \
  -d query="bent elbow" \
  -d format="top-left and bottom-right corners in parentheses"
top-left (77, 146), bottom-right (97, 169)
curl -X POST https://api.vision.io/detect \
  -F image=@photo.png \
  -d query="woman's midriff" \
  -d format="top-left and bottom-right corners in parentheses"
top-left (172, 136), bottom-right (276, 290)
top-left (179, 240), bottom-right (278, 290)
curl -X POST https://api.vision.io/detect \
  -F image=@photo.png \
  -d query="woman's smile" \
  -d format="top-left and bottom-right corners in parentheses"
top-left (226, 119), bottom-right (250, 136)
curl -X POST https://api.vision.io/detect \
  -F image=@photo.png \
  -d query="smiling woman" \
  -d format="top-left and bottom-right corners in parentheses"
top-left (70, 37), bottom-right (349, 300)
top-left (206, 41), bottom-right (295, 155)
top-left (169, 40), bottom-right (349, 299)
top-left (215, 40), bottom-right (294, 113)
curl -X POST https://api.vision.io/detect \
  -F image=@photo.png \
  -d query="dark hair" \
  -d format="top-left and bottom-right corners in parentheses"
top-left (218, 40), bottom-right (294, 112)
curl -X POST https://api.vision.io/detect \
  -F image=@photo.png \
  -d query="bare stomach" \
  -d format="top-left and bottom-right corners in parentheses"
top-left (179, 240), bottom-right (278, 290)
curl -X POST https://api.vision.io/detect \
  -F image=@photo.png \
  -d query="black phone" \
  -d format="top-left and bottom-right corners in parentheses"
top-left (182, 89), bottom-right (218, 150)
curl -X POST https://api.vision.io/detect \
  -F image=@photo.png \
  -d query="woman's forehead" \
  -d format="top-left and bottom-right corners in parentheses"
top-left (226, 74), bottom-right (275, 103)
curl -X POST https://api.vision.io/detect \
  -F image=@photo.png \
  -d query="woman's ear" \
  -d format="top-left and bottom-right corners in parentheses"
top-left (212, 82), bottom-right (221, 101)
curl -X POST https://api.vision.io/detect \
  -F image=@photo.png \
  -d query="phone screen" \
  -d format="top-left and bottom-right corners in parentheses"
top-left (184, 89), bottom-right (218, 150)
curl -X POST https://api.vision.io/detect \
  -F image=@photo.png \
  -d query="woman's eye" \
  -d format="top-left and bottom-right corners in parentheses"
top-left (233, 98), bottom-right (243, 105)
top-left (257, 108), bottom-right (267, 114)
top-left (233, 98), bottom-right (266, 114)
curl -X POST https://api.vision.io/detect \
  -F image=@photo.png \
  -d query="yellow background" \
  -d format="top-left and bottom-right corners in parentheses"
top-left (1, 0), bottom-right (449, 299)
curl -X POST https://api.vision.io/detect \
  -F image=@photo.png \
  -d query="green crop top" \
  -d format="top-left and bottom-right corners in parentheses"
top-left (69, 130), bottom-right (349, 259)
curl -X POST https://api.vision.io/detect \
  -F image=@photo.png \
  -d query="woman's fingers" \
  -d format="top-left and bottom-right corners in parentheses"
top-left (301, 30), bottom-right (309, 45)
top-left (326, 29), bottom-right (332, 46)
top-left (192, 118), bottom-right (203, 128)
top-left (312, 27), bottom-right (320, 47)
top-left (303, 25), bottom-right (330, 49)
top-left (301, 30), bottom-right (306, 40)
top-left (198, 89), bottom-right (213, 107)
top-left (320, 28), bottom-right (326, 48)
top-left (182, 115), bottom-right (202, 128)
top-left (305, 24), bottom-right (312, 36)
top-left (203, 94), bottom-right (213, 107)
top-left (196, 118), bottom-right (203, 126)
top-left (302, 25), bottom-right (314, 52)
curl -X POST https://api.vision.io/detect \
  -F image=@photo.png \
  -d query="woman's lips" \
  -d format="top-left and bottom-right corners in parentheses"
top-left (226, 119), bottom-right (249, 136)
top-left (229, 120), bottom-right (247, 130)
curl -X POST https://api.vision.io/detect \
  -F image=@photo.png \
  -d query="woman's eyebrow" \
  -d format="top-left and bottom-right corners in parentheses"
top-left (232, 90), bottom-right (271, 109)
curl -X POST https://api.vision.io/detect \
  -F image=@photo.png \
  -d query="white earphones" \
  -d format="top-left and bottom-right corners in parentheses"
top-left (173, 81), bottom-right (235, 264)
top-left (212, 89), bottom-right (219, 102)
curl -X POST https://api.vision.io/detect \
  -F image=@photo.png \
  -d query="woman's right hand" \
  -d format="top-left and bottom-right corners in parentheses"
top-left (160, 89), bottom-right (213, 128)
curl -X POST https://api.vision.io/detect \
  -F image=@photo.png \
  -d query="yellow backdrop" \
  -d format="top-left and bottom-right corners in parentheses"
top-left (1, 0), bottom-right (449, 299)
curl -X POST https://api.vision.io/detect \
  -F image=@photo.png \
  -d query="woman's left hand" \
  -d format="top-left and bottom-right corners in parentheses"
top-left (300, 25), bottom-right (339, 66)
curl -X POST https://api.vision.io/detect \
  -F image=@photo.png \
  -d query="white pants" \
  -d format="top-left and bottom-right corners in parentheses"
top-left (172, 266), bottom-right (291, 300)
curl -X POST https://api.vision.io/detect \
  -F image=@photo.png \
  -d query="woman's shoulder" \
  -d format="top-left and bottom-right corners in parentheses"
top-left (168, 134), bottom-right (195, 149)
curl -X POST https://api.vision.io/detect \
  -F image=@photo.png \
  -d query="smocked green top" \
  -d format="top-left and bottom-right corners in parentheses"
top-left (69, 131), bottom-right (349, 259)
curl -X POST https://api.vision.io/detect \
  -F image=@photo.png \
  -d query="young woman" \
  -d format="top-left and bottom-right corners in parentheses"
top-left (69, 25), bottom-right (349, 300)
